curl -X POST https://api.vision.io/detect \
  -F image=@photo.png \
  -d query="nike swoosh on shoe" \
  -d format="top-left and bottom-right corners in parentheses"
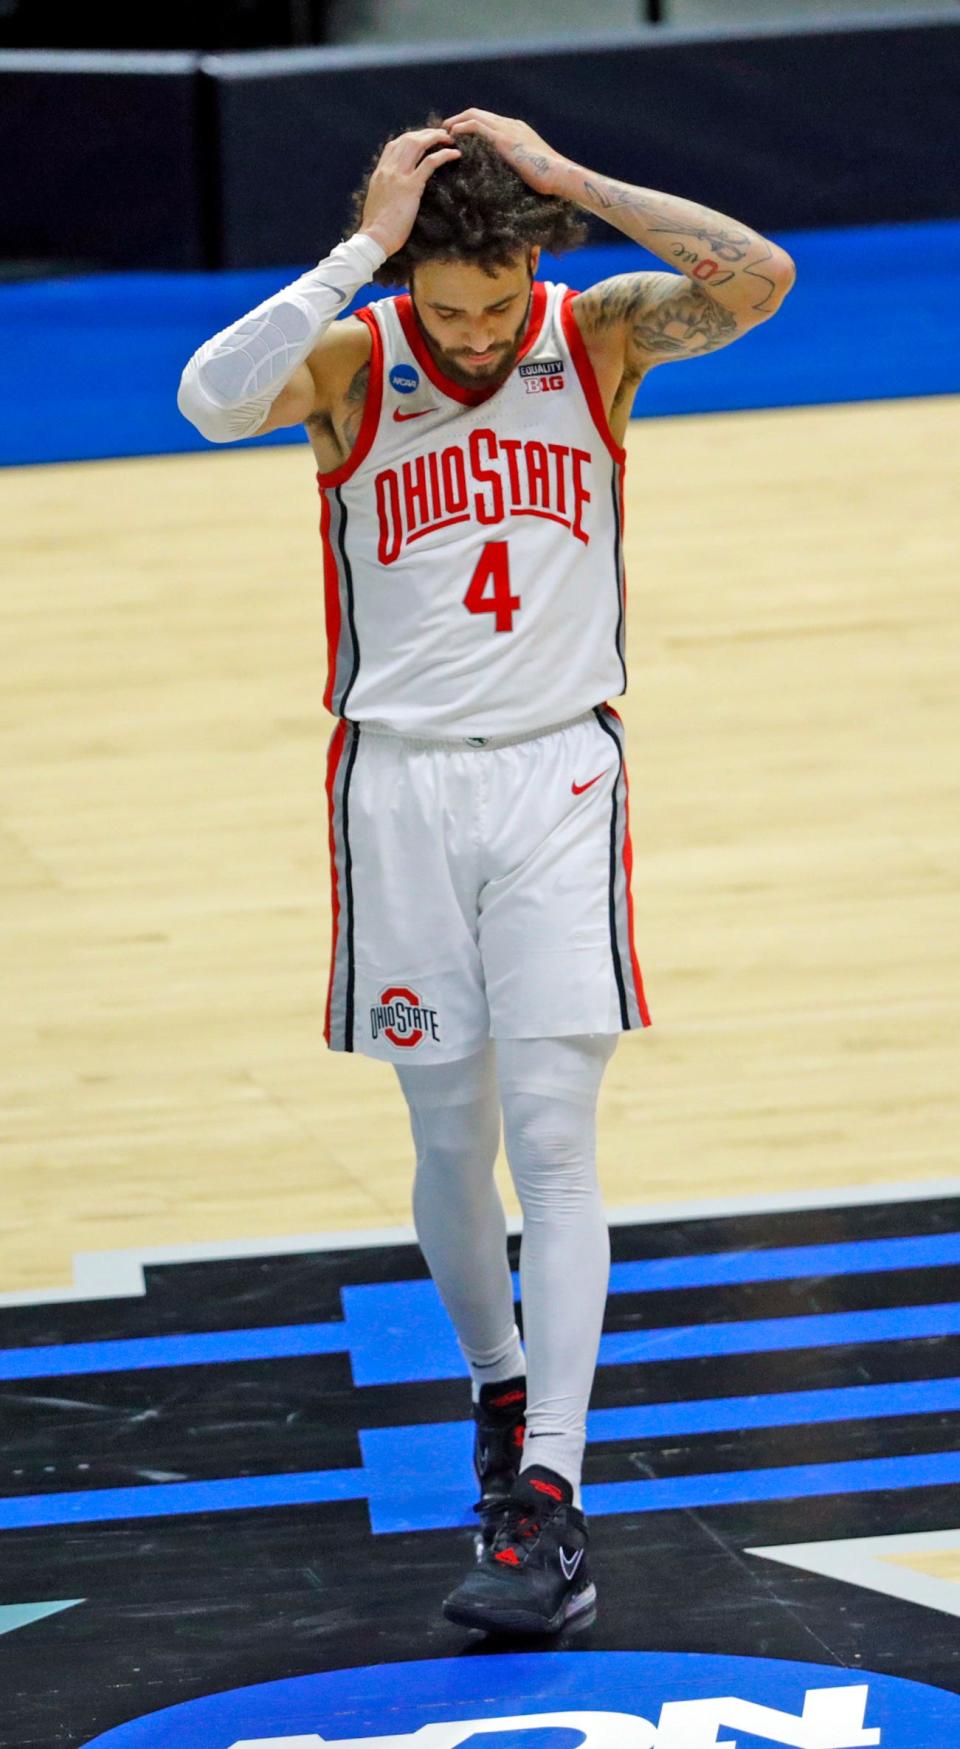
top-left (559, 1547), bottom-right (584, 1580)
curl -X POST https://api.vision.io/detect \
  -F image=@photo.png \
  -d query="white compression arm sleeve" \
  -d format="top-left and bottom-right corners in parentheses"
top-left (176, 231), bottom-right (387, 443)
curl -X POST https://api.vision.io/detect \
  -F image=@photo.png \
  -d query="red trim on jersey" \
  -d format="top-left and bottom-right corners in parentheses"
top-left (323, 720), bottom-right (348, 1045)
top-left (560, 289), bottom-right (627, 465)
top-left (617, 452), bottom-right (629, 668)
top-left (604, 704), bottom-right (652, 1027)
top-left (394, 280), bottom-right (548, 408)
top-left (315, 306), bottom-right (384, 490)
top-left (319, 490), bottom-right (342, 714)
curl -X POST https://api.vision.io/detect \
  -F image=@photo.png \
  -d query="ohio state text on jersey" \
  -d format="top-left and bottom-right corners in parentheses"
top-left (317, 281), bottom-right (628, 740)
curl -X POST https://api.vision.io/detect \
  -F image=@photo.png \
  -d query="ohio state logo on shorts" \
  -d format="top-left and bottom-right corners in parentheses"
top-left (370, 986), bottom-right (441, 1049)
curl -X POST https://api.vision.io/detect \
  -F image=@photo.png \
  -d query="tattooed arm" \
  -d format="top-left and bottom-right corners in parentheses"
top-left (567, 167), bottom-right (794, 393)
top-left (573, 269), bottom-right (745, 407)
top-left (573, 175), bottom-right (795, 323)
top-left (444, 108), bottom-right (796, 390)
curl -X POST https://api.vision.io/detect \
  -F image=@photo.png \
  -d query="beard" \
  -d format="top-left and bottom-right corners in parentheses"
top-left (414, 291), bottom-right (532, 390)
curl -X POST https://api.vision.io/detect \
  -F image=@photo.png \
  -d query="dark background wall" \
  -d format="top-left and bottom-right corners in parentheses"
top-left (210, 18), bottom-right (960, 268)
top-left (0, 52), bottom-right (208, 272)
top-left (2, 16), bottom-right (959, 274)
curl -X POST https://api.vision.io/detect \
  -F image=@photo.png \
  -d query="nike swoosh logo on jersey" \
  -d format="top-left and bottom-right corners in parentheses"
top-left (393, 407), bottom-right (437, 422)
top-left (571, 771), bottom-right (609, 795)
top-left (559, 1547), bottom-right (584, 1580)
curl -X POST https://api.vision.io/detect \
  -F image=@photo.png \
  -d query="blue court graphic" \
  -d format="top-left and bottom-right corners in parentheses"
top-left (77, 1650), bottom-right (960, 1747)
top-left (1, 1224), bottom-right (959, 1534)
top-left (4, 1228), bottom-right (959, 1381)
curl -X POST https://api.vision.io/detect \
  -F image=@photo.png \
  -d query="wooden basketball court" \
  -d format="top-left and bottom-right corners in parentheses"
top-left (2, 394), bottom-right (959, 1749)
top-left (3, 393), bottom-right (957, 1295)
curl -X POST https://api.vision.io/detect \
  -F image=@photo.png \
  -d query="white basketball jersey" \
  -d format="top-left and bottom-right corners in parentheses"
top-left (318, 280), bottom-right (628, 739)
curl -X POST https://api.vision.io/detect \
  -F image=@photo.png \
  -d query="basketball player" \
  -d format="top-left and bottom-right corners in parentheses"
top-left (178, 109), bottom-right (795, 1635)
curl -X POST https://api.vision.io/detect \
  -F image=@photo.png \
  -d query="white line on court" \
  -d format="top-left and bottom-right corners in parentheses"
top-left (1, 1178), bottom-right (957, 1310)
top-left (749, 1528), bottom-right (960, 1622)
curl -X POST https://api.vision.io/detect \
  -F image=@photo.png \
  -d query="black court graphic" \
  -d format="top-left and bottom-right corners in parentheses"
top-left (0, 1193), bottom-right (958, 1746)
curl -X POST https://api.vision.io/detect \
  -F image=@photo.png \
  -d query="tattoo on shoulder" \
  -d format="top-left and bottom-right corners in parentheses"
top-left (579, 274), bottom-right (739, 370)
top-left (346, 361), bottom-right (370, 404)
top-left (304, 357), bottom-right (370, 461)
top-left (342, 360), bottom-right (370, 448)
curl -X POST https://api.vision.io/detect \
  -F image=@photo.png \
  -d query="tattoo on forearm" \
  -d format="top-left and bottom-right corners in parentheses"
top-left (582, 175), bottom-right (780, 313)
top-left (741, 249), bottom-right (780, 314)
top-left (649, 221), bottom-right (753, 264)
top-left (582, 178), bottom-right (661, 216)
top-left (670, 245), bottom-right (736, 288)
top-left (652, 226), bottom-right (778, 310)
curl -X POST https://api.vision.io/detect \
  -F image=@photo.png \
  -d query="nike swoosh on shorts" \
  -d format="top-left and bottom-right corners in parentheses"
top-left (571, 771), bottom-right (608, 795)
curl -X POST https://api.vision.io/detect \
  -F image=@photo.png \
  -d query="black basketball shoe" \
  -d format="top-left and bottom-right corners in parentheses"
top-left (444, 1465), bottom-right (596, 1635)
top-left (472, 1377), bottom-right (527, 1544)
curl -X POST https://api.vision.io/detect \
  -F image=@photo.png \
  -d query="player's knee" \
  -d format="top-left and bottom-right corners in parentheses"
top-left (412, 1129), bottom-right (498, 1189)
top-left (502, 1094), bottom-right (597, 1190)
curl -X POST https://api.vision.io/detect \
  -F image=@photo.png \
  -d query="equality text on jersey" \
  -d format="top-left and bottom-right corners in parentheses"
top-left (374, 425), bottom-right (594, 564)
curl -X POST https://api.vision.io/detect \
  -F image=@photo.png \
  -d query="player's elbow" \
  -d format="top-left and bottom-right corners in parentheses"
top-left (176, 367), bottom-right (255, 444)
top-left (177, 367), bottom-right (221, 441)
top-left (765, 247), bottom-right (797, 315)
top-left (775, 247), bottom-right (797, 294)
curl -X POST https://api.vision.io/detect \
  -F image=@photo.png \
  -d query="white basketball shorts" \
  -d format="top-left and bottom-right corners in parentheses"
top-left (324, 706), bottom-right (651, 1062)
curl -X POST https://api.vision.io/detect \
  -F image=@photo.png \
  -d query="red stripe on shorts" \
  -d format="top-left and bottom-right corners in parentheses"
top-left (606, 705), bottom-right (651, 1028)
top-left (323, 719), bottom-right (348, 1044)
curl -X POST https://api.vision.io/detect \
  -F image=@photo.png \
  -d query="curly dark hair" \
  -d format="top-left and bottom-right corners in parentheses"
top-left (348, 119), bottom-right (588, 286)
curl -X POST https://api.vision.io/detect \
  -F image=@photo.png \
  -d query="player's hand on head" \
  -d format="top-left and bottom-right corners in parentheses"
top-left (359, 127), bottom-right (461, 259)
top-left (443, 108), bottom-right (566, 197)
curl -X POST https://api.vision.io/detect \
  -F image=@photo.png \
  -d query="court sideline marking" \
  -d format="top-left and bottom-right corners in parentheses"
top-left (2, 1178), bottom-right (958, 1310)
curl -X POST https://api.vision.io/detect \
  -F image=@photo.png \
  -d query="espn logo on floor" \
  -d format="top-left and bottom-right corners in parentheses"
top-left (227, 1681), bottom-right (879, 1745)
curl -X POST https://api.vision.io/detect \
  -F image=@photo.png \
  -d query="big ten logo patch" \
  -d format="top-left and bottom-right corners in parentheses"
top-left (370, 986), bottom-right (440, 1049)
top-left (519, 358), bottom-right (565, 394)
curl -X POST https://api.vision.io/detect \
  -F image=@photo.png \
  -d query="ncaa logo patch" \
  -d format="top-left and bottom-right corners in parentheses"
top-left (370, 985), bottom-right (440, 1048)
top-left (390, 364), bottom-right (420, 395)
top-left (78, 1649), bottom-right (960, 1746)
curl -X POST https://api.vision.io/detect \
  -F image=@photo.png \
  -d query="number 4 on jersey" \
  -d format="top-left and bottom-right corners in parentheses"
top-left (464, 541), bottom-right (521, 634)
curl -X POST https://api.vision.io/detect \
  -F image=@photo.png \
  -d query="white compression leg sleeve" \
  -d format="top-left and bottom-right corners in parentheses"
top-left (395, 1044), bottom-right (525, 1396)
top-left (176, 231), bottom-right (385, 442)
top-left (497, 1034), bottom-right (618, 1506)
